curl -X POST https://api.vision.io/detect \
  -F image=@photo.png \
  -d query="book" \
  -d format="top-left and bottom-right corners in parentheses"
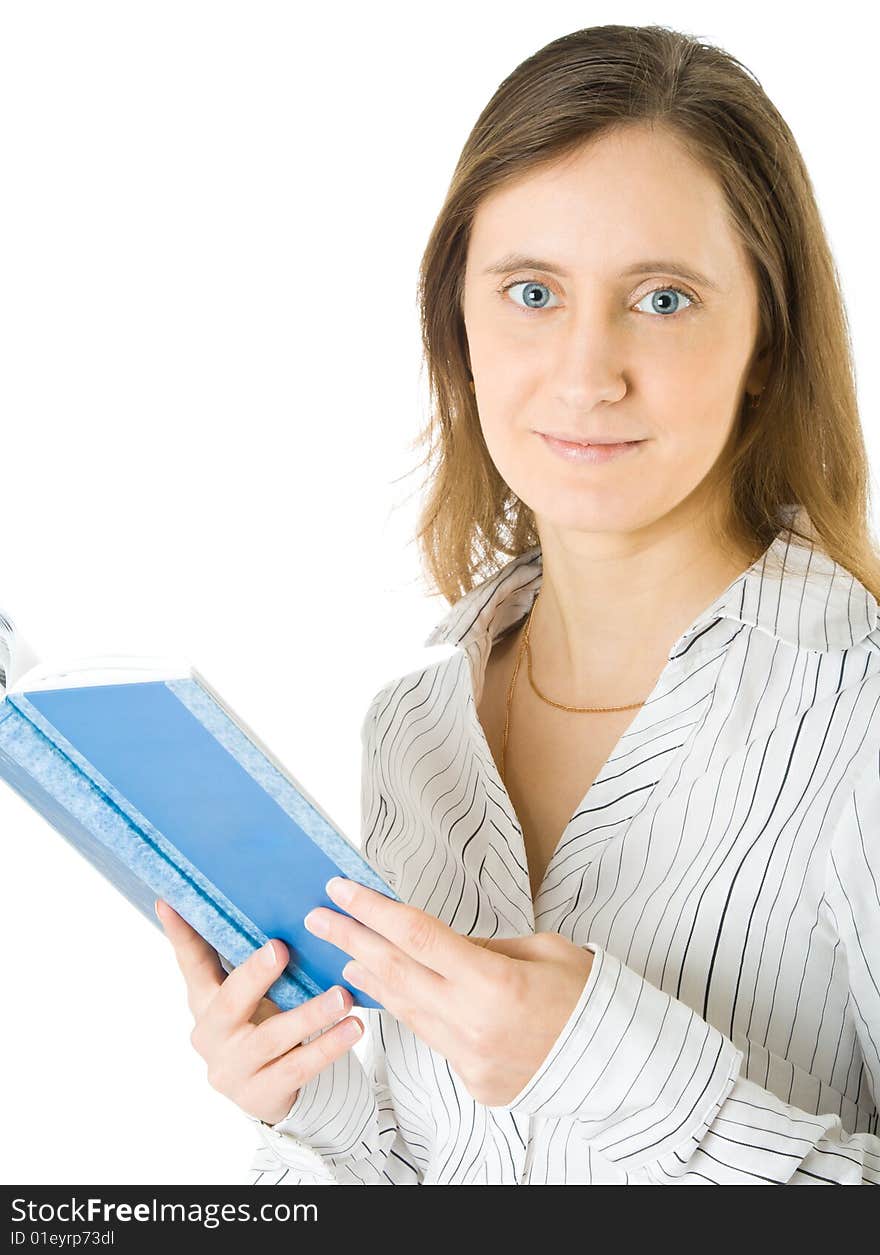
top-left (0, 612), bottom-right (399, 1011)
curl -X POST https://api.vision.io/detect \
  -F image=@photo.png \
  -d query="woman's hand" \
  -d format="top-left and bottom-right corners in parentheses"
top-left (155, 898), bottom-right (364, 1127)
top-left (303, 877), bottom-right (594, 1108)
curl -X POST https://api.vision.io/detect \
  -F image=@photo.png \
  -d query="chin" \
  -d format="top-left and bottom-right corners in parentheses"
top-left (524, 490), bottom-right (655, 534)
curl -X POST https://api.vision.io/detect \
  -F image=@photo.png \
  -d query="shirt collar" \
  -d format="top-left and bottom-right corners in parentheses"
top-left (422, 527), bottom-right (879, 658)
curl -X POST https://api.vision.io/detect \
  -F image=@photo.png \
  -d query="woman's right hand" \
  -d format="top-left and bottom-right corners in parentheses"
top-left (155, 897), bottom-right (364, 1127)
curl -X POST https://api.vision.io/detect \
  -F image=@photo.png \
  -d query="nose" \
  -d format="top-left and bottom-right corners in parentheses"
top-left (550, 308), bottom-right (628, 410)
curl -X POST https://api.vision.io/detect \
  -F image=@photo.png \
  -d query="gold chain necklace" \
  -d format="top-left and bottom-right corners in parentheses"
top-left (500, 585), bottom-right (647, 782)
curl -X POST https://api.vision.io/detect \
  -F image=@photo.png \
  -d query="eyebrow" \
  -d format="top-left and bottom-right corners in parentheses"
top-left (481, 251), bottom-right (721, 292)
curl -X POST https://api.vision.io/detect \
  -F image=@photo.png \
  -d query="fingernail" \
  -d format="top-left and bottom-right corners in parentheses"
top-left (261, 940), bottom-right (277, 966)
top-left (330, 986), bottom-right (345, 1012)
top-left (342, 960), bottom-right (365, 988)
top-left (326, 877), bottom-right (354, 905)
top-left (154, 900), bottom-right (162, 920)
top-left (341, 1017), bottom-right (362, 1040)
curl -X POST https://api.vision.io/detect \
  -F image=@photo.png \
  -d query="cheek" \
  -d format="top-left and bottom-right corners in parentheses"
top-left (476, 406), bottom-right (531, 486)
top-left (655, 393), bottom-right (740, 471)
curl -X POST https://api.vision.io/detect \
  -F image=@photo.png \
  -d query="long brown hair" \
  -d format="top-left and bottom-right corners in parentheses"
top-left (406, 23), bottom-right (880, 605)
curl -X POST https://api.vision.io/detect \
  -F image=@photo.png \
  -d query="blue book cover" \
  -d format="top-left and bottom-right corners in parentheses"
top-left (0, 638), bottom-right (399, 1012)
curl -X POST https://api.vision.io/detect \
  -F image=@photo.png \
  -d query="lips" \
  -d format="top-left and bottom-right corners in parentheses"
top-left (538, 432), bottom-right (646, 464)
top-left (539, 432), bottom-right (644, 445)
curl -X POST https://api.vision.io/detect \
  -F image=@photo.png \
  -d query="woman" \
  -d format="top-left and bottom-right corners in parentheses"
top-left (159, 23), bottom-right (880, 1183)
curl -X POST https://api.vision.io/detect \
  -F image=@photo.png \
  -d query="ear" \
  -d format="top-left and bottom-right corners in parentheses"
top-left (745, 342), bottom-right (772, 397)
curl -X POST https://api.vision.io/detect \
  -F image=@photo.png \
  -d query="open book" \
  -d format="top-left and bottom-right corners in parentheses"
top-left (0, 610), bottom-right (397, 1011)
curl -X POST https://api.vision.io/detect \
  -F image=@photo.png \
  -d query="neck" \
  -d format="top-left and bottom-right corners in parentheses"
top-left (528, 512), bottom-right (757, 702)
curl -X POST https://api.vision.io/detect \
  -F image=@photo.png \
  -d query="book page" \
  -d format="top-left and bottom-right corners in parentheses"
top-left (8, 655), bottom-right (194, 692)
top-left (0, 607), bottom-right (192, 694)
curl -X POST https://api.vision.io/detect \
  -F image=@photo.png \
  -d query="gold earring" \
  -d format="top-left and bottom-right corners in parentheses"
top-left (747, 392), bottom-right (761, 408)
top-left (469, 378), bottom-right (475, 393)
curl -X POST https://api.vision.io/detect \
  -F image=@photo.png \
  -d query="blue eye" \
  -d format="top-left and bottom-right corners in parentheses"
top-left (500, 280), bottom-right (561, 311)
top-left (633, 287), bottom-right (694, 316)
top-left (499, 279), bottom-right (696, 318)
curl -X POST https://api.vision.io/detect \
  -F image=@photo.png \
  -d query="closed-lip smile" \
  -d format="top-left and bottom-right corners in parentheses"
top-left (538, 430), bottom-right (645, 445)
top-left (536, 431), bottom-right (647, 465)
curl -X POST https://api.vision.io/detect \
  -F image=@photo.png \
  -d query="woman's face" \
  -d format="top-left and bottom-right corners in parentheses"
top-left (461, 123), bottom-right (770, 539)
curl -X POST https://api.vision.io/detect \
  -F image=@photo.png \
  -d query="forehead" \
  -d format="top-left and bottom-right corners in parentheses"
top-left (467, 125), bottom-right (750, 286)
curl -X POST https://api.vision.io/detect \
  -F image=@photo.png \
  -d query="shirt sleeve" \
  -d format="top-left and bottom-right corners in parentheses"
top-left (245, 685), bottom-right (423, 1185)
top-left (492, 750), bottom-right (880, 1184)
top-left (245, 1008), bottom-right (423, 1184)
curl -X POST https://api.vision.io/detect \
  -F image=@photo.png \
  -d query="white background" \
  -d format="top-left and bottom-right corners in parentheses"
top-left (1, 1), bottom-right (876, 1184)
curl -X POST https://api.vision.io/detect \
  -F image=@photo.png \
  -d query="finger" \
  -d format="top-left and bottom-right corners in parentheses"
top-left (321, 878), bottom-right (503, 982)
top-left (471, 934), bottom-right (550, 959)
top-left (251, 996), bottom-right (282, 1027)
top-left (247, 983), bottom-right (356, 1071)
top-left (242, 1011), bottom-right (365, 1125)
top-left (155, 898), bottom-right (229, 1018)
top-left (195, 935), bottom-right (292, 1044)
top-left (304, 906), bottom-right (446, 1007)
top-left (337, 960), bottom-right (454, 1065)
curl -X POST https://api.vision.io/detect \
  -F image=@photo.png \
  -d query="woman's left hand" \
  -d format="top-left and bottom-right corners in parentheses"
top-left (302, 877), bottom-right (594, 1108)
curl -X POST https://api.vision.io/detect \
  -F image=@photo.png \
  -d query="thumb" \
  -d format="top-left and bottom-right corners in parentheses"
top-left (467, 934), bottom-right (545, 960)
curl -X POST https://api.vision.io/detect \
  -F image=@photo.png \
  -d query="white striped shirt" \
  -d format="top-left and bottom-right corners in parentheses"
top-left (246, 526), bottom-right (877, 1183)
